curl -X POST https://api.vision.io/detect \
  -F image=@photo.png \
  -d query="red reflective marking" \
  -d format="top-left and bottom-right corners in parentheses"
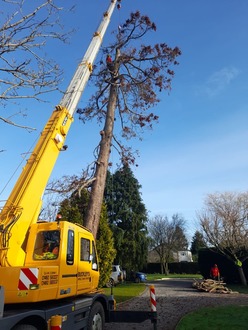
top-left (18, 280), bottom-right (28, 290)
top-left (21, 268), bottom-right (38, 284)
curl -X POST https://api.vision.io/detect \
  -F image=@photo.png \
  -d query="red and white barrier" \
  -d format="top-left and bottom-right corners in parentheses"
top-left (150, 285), bottom-right (156, 312)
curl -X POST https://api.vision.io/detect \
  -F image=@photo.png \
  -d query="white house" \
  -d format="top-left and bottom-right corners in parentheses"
top-left (173, 250), bottom-right (193, 262)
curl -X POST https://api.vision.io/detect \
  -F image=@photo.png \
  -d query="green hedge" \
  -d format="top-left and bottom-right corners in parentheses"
top-left (143, 262), bottom-right (199, 274)
top-left (198, 248), bottom-right (248, 284)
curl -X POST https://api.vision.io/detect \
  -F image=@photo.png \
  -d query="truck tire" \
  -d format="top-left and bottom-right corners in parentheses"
top-left (87, 301), bottom-right (105, 330)
top-left (12, 325), bottom-right (38, 330)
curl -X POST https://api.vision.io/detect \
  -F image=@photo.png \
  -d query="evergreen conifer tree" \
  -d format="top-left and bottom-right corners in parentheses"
top-left (190, 230), bottom-right (206, 260)
top-left (105, 166), bottom-right (148, 273)
top-left (96, 204), bottom-right (116, 287)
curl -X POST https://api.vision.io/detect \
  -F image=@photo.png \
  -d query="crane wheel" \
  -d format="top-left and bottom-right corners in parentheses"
top-left (87, 301), bottom-right (105, 330)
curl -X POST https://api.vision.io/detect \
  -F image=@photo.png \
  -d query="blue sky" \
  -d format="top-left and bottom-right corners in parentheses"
top-left (1, 0), bottom-right (248, 239)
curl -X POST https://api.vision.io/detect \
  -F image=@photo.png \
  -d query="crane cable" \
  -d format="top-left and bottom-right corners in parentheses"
top-left (0, 135), bottom-right (39, 199)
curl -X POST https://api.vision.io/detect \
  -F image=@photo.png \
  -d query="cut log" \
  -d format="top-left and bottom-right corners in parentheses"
top-left (192, 278), bottom-right (237, 294)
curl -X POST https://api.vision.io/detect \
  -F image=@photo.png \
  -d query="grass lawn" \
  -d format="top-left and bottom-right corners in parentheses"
top-left (228, 284), bottom-right (248, 294)
top-left (103, 282), bottom-right (146, 303)
top-left (146, 273), bottom-right (203, 281)
top-left (176, 305), bottom-right (248, 330)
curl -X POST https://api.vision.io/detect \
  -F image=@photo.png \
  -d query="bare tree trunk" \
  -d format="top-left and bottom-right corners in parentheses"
top-left (237, 266), bottom-right (247, 286)
top-left (165, 262), bottom-right (169, 275)
top-left (84, 50), bottom-right (120, 238)
top-left (160, 256), bottom-right (164, 274)
top-left (160, 262), bottom-right (163, 274)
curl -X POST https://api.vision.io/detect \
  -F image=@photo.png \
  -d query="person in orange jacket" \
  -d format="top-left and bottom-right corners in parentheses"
top-left (210, 264), bottom-right (220, 280)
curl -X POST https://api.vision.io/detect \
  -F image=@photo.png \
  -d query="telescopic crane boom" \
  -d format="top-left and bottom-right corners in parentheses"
top-left (0, 0), bottom-right (118, 268)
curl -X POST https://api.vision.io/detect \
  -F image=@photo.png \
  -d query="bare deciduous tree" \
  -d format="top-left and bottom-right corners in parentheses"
top-left (148, 214), bottom-right (188, 275)
top-left (198, 192), bottom-right (248, 285)
top-left (0, 0), bottom-right (72, 129)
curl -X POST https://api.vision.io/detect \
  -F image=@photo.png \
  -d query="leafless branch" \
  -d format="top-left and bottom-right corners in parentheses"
top-left (0, 114), bottom-right (36, 131)
top-left (1, 0), bottom-right (73, 128)
top-left (198, 192), bottom-right (248, 261)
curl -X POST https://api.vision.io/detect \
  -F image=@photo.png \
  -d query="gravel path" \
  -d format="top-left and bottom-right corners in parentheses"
top-left (104, 279), bottom-right (248, 330)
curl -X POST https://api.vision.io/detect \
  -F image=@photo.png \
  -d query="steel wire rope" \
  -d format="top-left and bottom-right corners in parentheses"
top-left (0, 133), bottom-right (40, 199)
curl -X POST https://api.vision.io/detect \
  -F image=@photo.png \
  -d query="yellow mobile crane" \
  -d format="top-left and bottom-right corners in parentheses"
top-left (0, 0), bottom-right (118, 304)
top-left (0, 1), bottom-right (157, 329)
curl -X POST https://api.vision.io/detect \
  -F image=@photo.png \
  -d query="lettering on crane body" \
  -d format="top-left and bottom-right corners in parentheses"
top-left (77, 271), bottom-right (91, 281)
top-left (42, 271), bottom-right (59, 286)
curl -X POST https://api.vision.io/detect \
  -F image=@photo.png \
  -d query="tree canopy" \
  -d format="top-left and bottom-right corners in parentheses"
top-left (190, 230), bottom-right (207, 260)
top-left (78, 11), bottom-right (181, 165)
top-left (0, 0), bottom-right (72, 129)
top-left (148, 214), bottom-right (188, 274)
top-left (104, 166), bottom-right (149, 272)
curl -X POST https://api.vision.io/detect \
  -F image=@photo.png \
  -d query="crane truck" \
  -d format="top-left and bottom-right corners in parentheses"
top-left (0, 1), bottom-right (157, 329)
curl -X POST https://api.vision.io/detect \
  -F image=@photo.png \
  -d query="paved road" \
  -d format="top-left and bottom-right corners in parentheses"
top-left (104, 278), bottom-right (248, 330)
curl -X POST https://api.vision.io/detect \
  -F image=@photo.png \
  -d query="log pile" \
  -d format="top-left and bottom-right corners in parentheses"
top-left (192, 279), bottom-right (237, 294)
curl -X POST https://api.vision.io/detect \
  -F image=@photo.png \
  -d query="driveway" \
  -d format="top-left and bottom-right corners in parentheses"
top-left (104, 278), bottom-right (248, 330)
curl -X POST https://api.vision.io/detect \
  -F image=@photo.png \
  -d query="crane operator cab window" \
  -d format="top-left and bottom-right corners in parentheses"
top-left (80, 237), bottom-right (98, 271)
top-left (33, 230), bottom-right (60, 260)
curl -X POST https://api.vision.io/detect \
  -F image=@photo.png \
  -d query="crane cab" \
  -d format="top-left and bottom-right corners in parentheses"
top-left (0, 221), bottom-right (99, 304)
